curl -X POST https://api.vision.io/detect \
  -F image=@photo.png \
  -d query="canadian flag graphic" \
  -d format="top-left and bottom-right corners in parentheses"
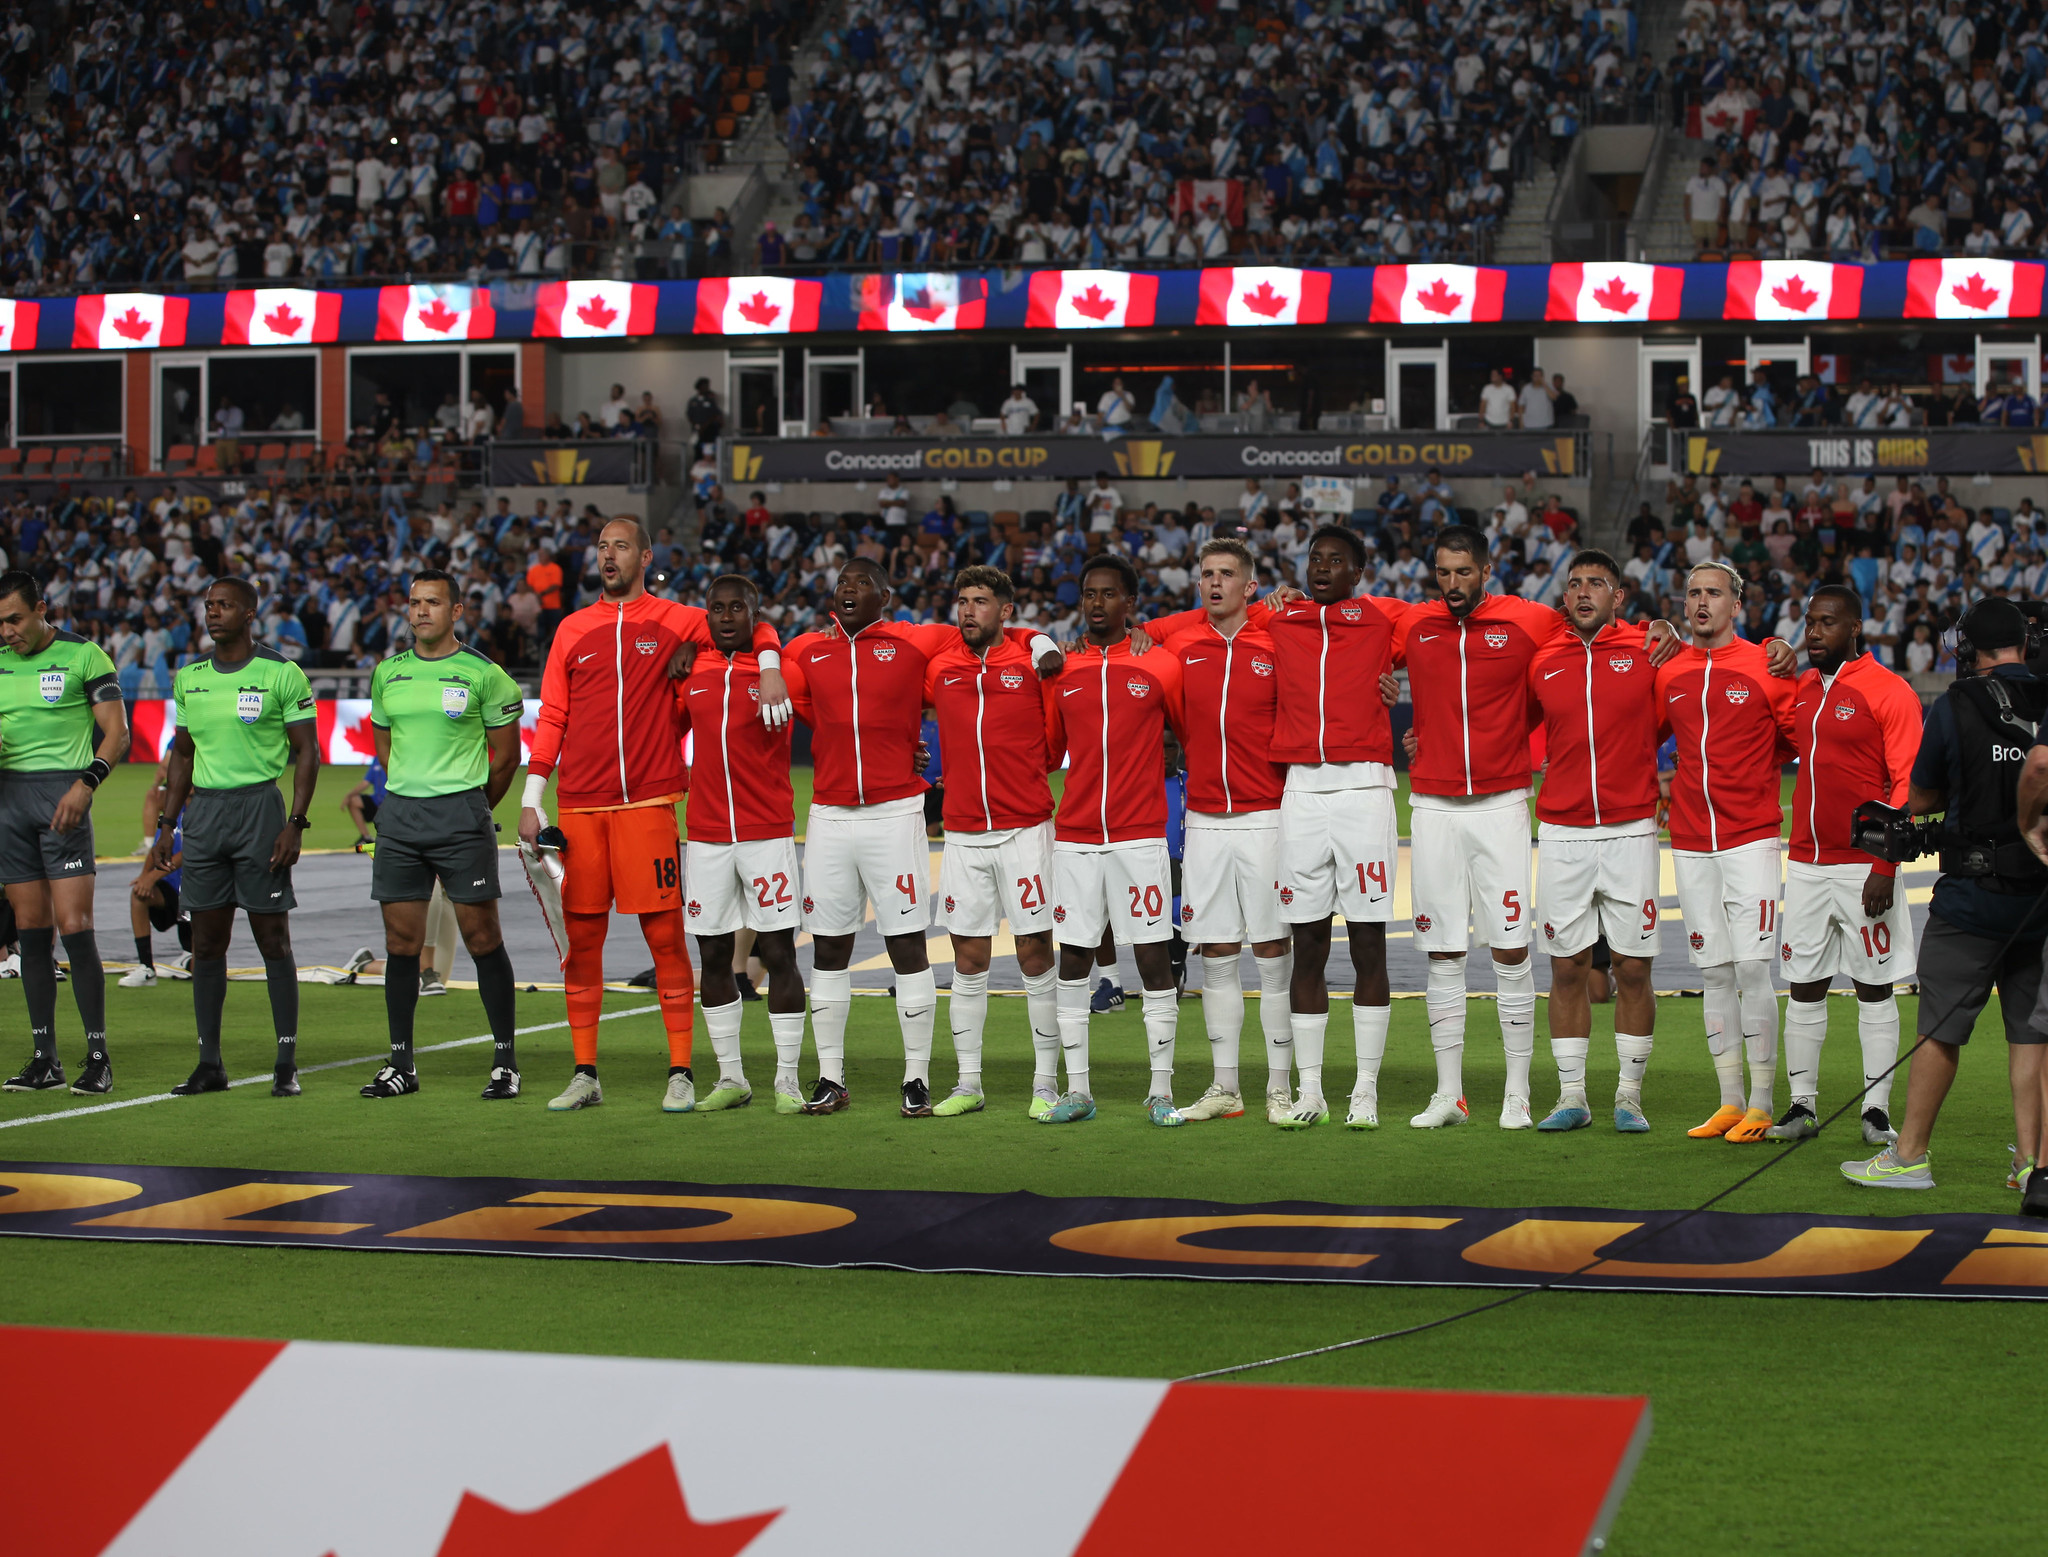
top-left (376, 284), bottom-right (499, 341)
top-left (221, 288), bottom-right (343, 346)
top-left (1546, 262), bottom-right (1685, 322)
top-left (857, 273), bottom-right (989, 332)
top-left (1905, 258), bottom-right (2047, 320)
top-left (1025, 270), bottom-right (1161, 329)
top-left (72, 292), bottom-right (189, 350)
top-left (1196, 266), bottom-right (1333, 327)
top-left (0, 298), bottom-right (41, 351)
top-left (532, 279), bottom-right (659, 338)
top-left (694, 276), bottom-right (824, 335)
top-left (325, 699), bottom-right (378, 765)
top-left (1368, 265), bottom-right (1507, 325)
top-left (1722, 260), bottom-right (1863, 321)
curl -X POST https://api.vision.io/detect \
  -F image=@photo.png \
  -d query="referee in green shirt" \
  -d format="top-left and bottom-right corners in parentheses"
top-left (0, 571), bottom-right (129, 1096)
top-left (361, 569), bottom-right (526, 1099)
top-left (152, 578), bottom-right (319, 1097)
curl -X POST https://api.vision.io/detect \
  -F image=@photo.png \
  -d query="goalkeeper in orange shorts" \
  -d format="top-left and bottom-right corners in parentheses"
top-left (519, 518), bottom-right (789, 1111)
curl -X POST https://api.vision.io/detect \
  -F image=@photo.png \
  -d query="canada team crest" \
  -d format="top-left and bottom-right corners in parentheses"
top-left (686, 900), bottom-right (701, 917)
top-left (634, 634), bottom-right (659, 656)
top-left (1414, 913), bottom-right (1432, 933)
top-left (1484, 630), bottom-right (1509, 649)
top-left (871, 642), bottom-right (896, 662)
top-left (944, 895), bottom-right (956, 913)
top-left (1251, 657), bottom-right (1274, 677)
top-left (1181, 904), bottom-right (1194, 923)
top-left (1052, 905), bottom-right (1066, 923)
top-left (1279, 886), bottom-right (1294, 904)
top-left (1690, 930), bottom-right (1706, 951)
top-left (1609, 655), bottom-right (1635, 672)
top-left (1339, 605), bottom-right (1363, 621)
top-left (1000, 670), bottom-right (1025, 688)
top-left (1725, 684), bottom-right (1751, 704)
top-left (1833, 703), bottom-right (1856, 720)
top-left (1126, 678), bottom-right (1151, 699)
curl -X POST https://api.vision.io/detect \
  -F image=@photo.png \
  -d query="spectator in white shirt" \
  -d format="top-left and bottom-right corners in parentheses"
top-left (1087, 475), bottom-right (1123, 532)
top-left (1097, 378), bottom-right (1136, 432)
top-left (1479, 370), bottom-right (1516, 428)
top-left (1685, 158), bottom-right (1728, 247)
top-left (998, 385), bottom-right (1039, 435)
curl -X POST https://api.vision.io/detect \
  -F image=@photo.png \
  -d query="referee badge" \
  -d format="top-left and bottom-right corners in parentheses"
top-left (237, 689), bottom-right (264, 724)
top-left (442, 685), bottom-right (470, 718)
top-left (38, 670), bottom-right (63, 703)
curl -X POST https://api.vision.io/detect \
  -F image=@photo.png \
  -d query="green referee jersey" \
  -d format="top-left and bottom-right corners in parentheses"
top-left (0, 628), bottom-right (120, 772)
top-left (172, 645), bottom-right (316, 789)
top-left (370, 643), bottom-right (525, 798)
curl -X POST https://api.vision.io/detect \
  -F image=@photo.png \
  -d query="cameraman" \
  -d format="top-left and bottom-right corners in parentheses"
top-left (2010, 699), bottom-right (2048, 1210)
top-left (1843, 599), bottom-right (2048, 1190)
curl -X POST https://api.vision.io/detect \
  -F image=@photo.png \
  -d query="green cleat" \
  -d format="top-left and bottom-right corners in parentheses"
top-left (1278, 1092), bottom-right (1329, 1130)
top-left (934, 1087), bottom-right (985, 1117)
top-left (1613, 1097), bottom-right (1651, 1133)
top-left (1028, 1089), bottom-right (1057, 1120)
top-left (773, 1084), bottom-right (803, 1115)
top-left (1537, 1099), bottom-right (1593, 1132)
top-left (1145, 1095), bottom-right (1185, 1127)
top-left (1841, 1145), bottom-right (1934, 1189)
top-left (1040, 1091), bottom-right (1096, 1124)
top-left (698, 1080), bottom-right (753, 1112)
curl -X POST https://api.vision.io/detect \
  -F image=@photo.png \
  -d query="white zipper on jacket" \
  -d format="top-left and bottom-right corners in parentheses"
top-left (1097, 647), bottom-right (1110, 843)
top-left (1582, 635), bottom-right (1601, 826)
top-left (1698, 647), bottom-right (1717, 852)
top-left (1210, 622), bottom-right (1239, 812)
top-left (1805, 668), bottom-right (1836, 864)
top-left (973, 641), bottom-right (991, 829)
top-left (1316, 608), bottom-right (1329, 763)
top-left (720, 660), bottom-right (737, 844)
top-left (848, 625), bottom-right (867, 805)
top-left (614, 604), bottom-right (628, 803)
top-left (1457, 618), bottom-right (1473, 794)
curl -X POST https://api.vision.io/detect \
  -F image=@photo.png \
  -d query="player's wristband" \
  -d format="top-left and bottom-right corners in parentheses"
top-left (1029, 633), bottom-right (1059, 662)
top-left (755, 649), bottom-right (781, 672)
top-left (78, 758), bottom-right (112, 790)
top-left (521, 772), bottom-right (550, 819)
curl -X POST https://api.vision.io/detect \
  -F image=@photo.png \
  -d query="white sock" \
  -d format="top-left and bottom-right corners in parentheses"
top-left (769, 1010), bottom-right (805, 1093)
top-left (1023, 966), bottom-right (1060, 1093)
top-left (1615, 1032), bottom-right (1652, 1100)
top-left (1057, 976), bottom-right (1092, 1095)
top-left (1736, 960), bottom-right (1778, 1113)
top-left (1289, 1011), bottom-right (1326, 1098)
top-left (1426, 957), bottom-right (1467, 1097)
top-left (1858, 996), bottom-right (1901, 1114)
top-left (1352, 1002), bottom-right (1389, 1098)
top-left (896, 967), bottom-right (937, 1087)
top-left (1494, 954), bottom-right (1536, 1099)
top-left (948, 970), bottom-right (989, 1093)
top-left (1144, 987), bottom-right (1178, 1099)
top-left (809, 966), bottom-right (851, 1085)
top-left (1257, 951), bottom-right (1293, 1094)
top-left (1783, 995), bottom-right (1829, 1108)
top-left (1200, 953), bottom-right (1243, 1094)
top-left (703, 997), bottom-right (746, 1085)
top-left (1700, 964), bottom-right (1742, 1107)
top-left (1551, 1036), bottom-right (1590, 1098)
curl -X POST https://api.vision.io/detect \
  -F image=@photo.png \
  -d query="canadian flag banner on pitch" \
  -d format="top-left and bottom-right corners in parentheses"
top-left (0, 298), bottom-right (40, 351)
top-left (532, 279), bottom-right (659, 338)
top-left (1546, 262), bottom-right (1684, 322)
top-left (857, 273), bottom-right (989, 331)
top-left (694, 275), bottom-right (823, 335)
top-left (1196, 266), bottom-right (1332, 326)
top-left (1905, 257), bottom-right (2047, 319)
top-left (221, 288), bottom-right (342, 346)
top-left (1025, 269), bottom-right (1160, 329)
top-left (1369, 264), bottom-right (1506, 325)
top-left (71, 292), bottom-right (188, 349)
top-left (1173, 177), bottom-right (1245, 227)
top-left (1722, 259), bottom-right (1863, 321)
top-left (376, 284), bottom-right (498, 341)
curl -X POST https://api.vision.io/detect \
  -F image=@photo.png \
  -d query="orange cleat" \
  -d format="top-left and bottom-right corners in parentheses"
top-left (1723, 1107), bottom-right (1776, 1143)
top-left (1687, 1104), bottom-right (1747, 1138)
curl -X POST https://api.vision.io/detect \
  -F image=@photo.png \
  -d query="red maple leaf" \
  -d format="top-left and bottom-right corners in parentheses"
top-left (1769, 274), bottom-right (1821, 313)
top-left (262, 301), bottom-right (305, 336)
top-left (575, 293), bottom-right (619, 329)
top-left (1240, 279), bottom-right (1292, 317)
top-left (1590, 276), bottom-right (1640, 313)
top-left (110, 305), bottom-right (153, 341)
top-left (0, 319), bottom-right (10, 343)
top-left (430, 1445), bottom-right (780, 1557)
top-left (416, 298), bottom-right (463, 333)
top-left (342, 717), bottom-right (377, 759)
top-left (1070, 283), bottom-right (1117, 320)
top-left (1412, 277), bottom-right (1463, 316)
top-left (736, 290), bottom-right (782, 326)
top-left (1951, 271), bottom-right (2002, 311)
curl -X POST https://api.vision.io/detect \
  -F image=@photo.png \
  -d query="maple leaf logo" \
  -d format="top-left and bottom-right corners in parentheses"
top-left (1590, 276), bottom-right (1639, 313)
top-left (1070, 283), bottom-right (1117, 320)
top-left (575, 293), bottom-right (619, 330)
top-left (0, 319), bottom-right (11, 343)
top-left (262, 301), bottom-right (304, 337)
top-left (1769, 274), bottom-right (1821, 313)
top-left (416, 298), bottom-right (463, 333)
top-left (1951, 272), bottom-right (2002, 311)
top-left (901, 302), bottom-right (948, 322)
top-left (110, 305), bottom-right (153, 341)
top-left (342, 717), bottom-right (377, 759)
top-left (1412, 277), bottom-right (1463, 316)
top-left (1241, 279), bottom-right (1292, 317)
top-left (736, 290), bottom-right (781, 326)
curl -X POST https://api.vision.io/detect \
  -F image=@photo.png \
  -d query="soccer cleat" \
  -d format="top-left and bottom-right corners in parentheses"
top-left (4, 1055), bottom-right (66, 1091)
top-left (167, 952), bottom-right (193, 974)
top-left (70, 1055), bottom-right (112, 1095)
top-left (341, 947), bottom-right (375, 985)
top-left (418, 966), bottom-right (447, 998)
top-left (1499, 1094), bottom-right (1533, 1130)
top-left (698, 1079), bottom-right (753, 1112)
top-left (1410, 1092), bottom-right (1469, 1129)
top-left (1040, 1091), bottom-right (1096, 1123)
top-left (900, 1078), bottom-right (934, 1117)
top-left (548, 1072), bottom-right (604, 1111)
top-left (54, 963), bottom-right (65, 982)
top-left (1089, 977), bottom-right (1125, 1013)
top-left (1265, 1087), bottom-right (1295, 1125)
top-left (800, 1077), bottom-right (850, 1115)
top-left (1178, 1084), bottom-right (1245, 1121)
top-left (1345, 1090), bottom-right (1380, 1130)
top-left (1537, 1098), bottom-right (1593, 1132)
top-left (662, 1071), bottom-right (697, 1113)
top-left (271, 1064), bottom-right (301, 1098)
top-left (1841, 1145), bottom-right (1934, 1189)
top-left (2008, 1149), bottom-right (2038, 1192)
top-left (1028, 1088), bottom-right (1058, 1120)
top-left (1687, 1104), bottom-right (1747, 1139)
top-left (1862, 1108), bottom-right (1898, 1146)
top-left (1145, 1095), bottom-right (1186, 1127)
top-left (774, 1083), bottom-right (804, 1115)
top-left (1724, 1107), bottom-right (1774, 1143)
top-left (933, 1087), bottom-right (985, 1117)
top-left (118, 965), bottom-right (157, 988)
top-left (480, 1067), bottom-right (521, 1101)
top-left (1279, 1092), bottom-right (1329, 1130)
top-left (2023, 1166), bottom-right (2048, 1218)
top-left (735, 972), bottom-right (763, 1003)
top-left (169, 1062), bottom-right (228, 1096)
top-left (0, 953), bottom-right (19, 978)
top-left (1613, 1097), bottom-right (1651, 1133)
top-left (360, 1065), bottom-right (419, 1099)
top-left (1764, 1102), bottom-right (1819, 1141)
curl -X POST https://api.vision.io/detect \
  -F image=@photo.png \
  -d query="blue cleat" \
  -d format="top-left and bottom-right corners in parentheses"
top-left (1145, 1095), bottom-right (1185, 1127)
top-left (1613, 1098), bottom-right (1651, 1133)
top-left (1089, 978), bottom-right (1126, 1013)
top-left (1040, 1091), bottom-right (1096, 1124)
top-left (1537, 1100), bottom-right (1593, 1132)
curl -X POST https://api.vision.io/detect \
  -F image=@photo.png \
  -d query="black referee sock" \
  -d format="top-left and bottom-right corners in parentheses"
top-left (473, 944), bottom-right (518, 1071)
top-left (263, 957), bottom-right (299, 1069)
top-left (384, 952), bottom-right (420, 1070)
top-left (193, 955), bottom-right (228, 1068)
top-left (61, 931), bottom-right (107, 1060)
top-left (134, 936), bottom-right (154, 971)
top-left (19, 927), bottom-right (56, 1061)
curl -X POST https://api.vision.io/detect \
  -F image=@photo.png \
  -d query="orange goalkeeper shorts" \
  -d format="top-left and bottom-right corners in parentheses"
top-left (557, 804), bottom-right (682, 915)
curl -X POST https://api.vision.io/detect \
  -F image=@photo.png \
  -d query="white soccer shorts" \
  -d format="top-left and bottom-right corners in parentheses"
top-left (1181, 812), bottom-right (1284, 945)
top-left (685, 836), bottom-right (802, 936)
top-left (801, 799), bottom-right (932, 938)
top-left (1276, 787), bottom-right (1397, 923)
top-left (1408, 794), bottom-right (1534, 953)
top-left (1780, 858), bottom-right (1917, 986)
top-left (939, 821), bottom-right (1055, 938)
top-left (1535, 821), bottom-right (1662, 960)
top-left (1052, 837), bottom-right (1174, 947)
top-left (1672, 837), bottom-right (1782, 966)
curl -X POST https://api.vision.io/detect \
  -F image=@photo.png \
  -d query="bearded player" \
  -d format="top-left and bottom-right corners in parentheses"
top-left (520, 519), bottom-right (788, 1113)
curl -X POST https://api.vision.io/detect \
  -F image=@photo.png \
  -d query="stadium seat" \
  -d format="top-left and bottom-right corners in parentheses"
top-left (163, 444), bottom-right (195, 475)
top-left (23, 446), bottom-right (51, 476)
top-left (0, 448), bottom-right (19, 478)
top-left (50, 447), bottom-right (80, 478)
top-left (193, 444), bottom-right (219, 474)
top-left (80, 445), bottom-right (113, 477)
top-left (254, 443), bottom-right (287, 475)
top-left (286, 442), bottom-right (317, 477)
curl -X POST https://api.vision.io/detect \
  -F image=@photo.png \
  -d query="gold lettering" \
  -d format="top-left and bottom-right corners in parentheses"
top-left (79, 1183), bottom-right (371, 1236)
top-left (1941, 1228), bottom-right (2048, 1288)
top-left (1460, 1219), bottom-right (1930, 1278)
top-left (1051, 1214), bottom-right (1457, 1269)
top-left (0, 1170), bottom-right (142, 1216)
top-left (386, 1192), bottom-right (855, 1245)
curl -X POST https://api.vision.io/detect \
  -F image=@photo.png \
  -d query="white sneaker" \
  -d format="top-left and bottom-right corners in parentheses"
top-left (547, 1072), bottom-right (604, 1111)
top-left (1179, 1084), bottom-right (1245, 1121)
top-left (1265, 1087), bottom-right (1294, 1125)
top-left (0, 953), bottom-right (19, 979)
top-left (341, 946), bottom-right (376, 984)
top-left (118, 965), bottom-right (157, 988)
top-left (662, 1072), bottom-right (696, 1113)
top-left (1499, 1094), bottom-right (1533, 1130)
top-left (162, 953), bottom-right (192, 980)
top-left (1345, 1090), bottom-right (1379, 1130)
top-left (1410, 1092), bottom-right (1470, 1129)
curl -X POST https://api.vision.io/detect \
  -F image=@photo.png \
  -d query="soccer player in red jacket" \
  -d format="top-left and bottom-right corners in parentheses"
top-left (1042, 554), bottom-right (1188, 1125)
top-left (1772, 585), bottom-right (1923, 1145)
top-left (520, 520), bottom-right (788, 1114)
top-left (1655, 562), bottom-right (1799, 1144)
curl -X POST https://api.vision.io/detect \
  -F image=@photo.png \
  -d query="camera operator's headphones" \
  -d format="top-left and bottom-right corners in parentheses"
top-left (1944, 597), bottom-right (2046, 672)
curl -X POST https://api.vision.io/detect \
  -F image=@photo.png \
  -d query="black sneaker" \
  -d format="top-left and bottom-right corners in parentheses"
top-left (1763, 1102), bottom-right (1819, 1141)
top-left (4, 1055), bottom-right (66, 1091)
top-left (2024, 1166), bottom-right (2048, 1219)
top-left (271, 1063), bottom-right (301, 1097)
top-left (800, 1076), bottom-right (849, 1115)
top-left (170, 1062), bottom-right (229, 1096)
top-left (359, 1065), bottom-right (419, 1098)
top-left (70, 1054), bottom-right (113, 1095)
top-left (480, 1066), bottom-right (521, 1100)
top-left (900, 1077), bottom-right (934, 1118)
top-left (1862, 1107), bottom-right (1899, 1145)
top-left (735, 971), bottom-right (763, 1003)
